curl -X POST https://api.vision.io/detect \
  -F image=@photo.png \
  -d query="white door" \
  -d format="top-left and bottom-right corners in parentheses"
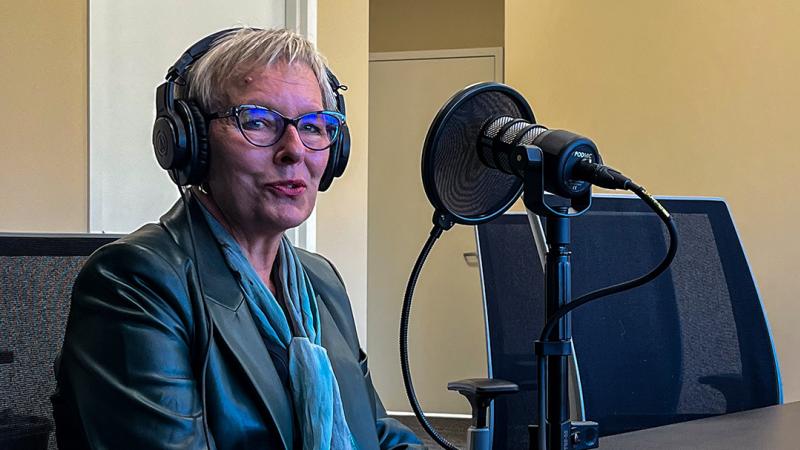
top-left (368, 49), bottom-right (502, 414)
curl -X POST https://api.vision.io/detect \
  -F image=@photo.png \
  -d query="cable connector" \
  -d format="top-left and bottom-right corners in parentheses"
top-left (573, 159), bottom-right (632, 190)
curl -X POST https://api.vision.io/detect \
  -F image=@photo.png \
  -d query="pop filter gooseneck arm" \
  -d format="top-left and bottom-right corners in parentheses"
top-left (399, 222), bottom-right (452, 449)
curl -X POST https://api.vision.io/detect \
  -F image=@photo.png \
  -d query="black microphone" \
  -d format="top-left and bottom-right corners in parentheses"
top-left (477, 116), bottom-right (631, 196)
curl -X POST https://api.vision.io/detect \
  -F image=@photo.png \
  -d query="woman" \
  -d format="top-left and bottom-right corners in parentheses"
top-left (53, 28), bottom-right (424, 449)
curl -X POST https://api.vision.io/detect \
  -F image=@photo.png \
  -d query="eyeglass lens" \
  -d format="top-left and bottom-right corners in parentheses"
top-left (238, 107), bottom-right (340, 150)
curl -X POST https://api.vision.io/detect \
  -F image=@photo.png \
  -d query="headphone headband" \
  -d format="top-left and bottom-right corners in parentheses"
top-left (166, 28), bottom-right (239, 81)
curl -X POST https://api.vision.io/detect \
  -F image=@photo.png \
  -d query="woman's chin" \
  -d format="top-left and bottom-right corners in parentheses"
top-left (261, 208), bottom-right (313, 233)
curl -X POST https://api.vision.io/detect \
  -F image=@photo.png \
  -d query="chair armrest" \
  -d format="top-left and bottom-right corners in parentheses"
top-left (448, 378), bottom-right (519, 428)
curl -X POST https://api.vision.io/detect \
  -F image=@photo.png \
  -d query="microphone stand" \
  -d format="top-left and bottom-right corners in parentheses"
top-left (513, 145), bottom-right (599, 450)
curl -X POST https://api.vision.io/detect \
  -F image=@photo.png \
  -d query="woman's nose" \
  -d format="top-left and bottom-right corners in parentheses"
top-left (274, 124), bottom-right (306, 164)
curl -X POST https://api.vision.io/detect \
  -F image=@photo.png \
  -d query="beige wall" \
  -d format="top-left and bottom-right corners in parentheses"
top-left (507, 0), bottom-right (800, 401)
top-left (0, 1), bottom-right (87, 232)
top-left (370, 0), bottom-right (503, 52)
top-left (317, 0), bottom-right (371, 345)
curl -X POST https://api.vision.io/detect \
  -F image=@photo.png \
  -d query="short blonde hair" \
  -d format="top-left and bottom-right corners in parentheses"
top-left (186, 28), bottom-right (335, 113)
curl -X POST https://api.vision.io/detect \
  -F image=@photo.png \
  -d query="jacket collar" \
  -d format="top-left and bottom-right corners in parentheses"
top-left (160, 194), bottom-right (241, 309)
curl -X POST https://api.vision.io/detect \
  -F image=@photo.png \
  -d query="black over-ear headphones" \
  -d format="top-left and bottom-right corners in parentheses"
top-left (152, 28), bottom-right (350, 191)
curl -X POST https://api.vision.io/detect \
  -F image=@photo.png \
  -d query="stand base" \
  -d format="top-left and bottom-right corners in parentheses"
top-left (529, 422), bottom-right (599, 450)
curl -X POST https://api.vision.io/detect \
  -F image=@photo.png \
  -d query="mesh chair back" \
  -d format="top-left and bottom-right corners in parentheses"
top-left (0, 234), bottom-right (119, 450)
top-left (476, 195), bottom-right (781, 446)
top-left (475, 214), bottom-right (546, 447)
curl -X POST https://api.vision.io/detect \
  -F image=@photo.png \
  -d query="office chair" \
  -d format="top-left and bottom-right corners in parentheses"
top-left (0, 234), bottom-right (119, 450)
top-left (475, 195), bottom-right (781, 447)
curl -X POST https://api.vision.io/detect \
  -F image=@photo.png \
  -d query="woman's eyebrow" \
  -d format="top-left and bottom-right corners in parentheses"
top-left (239, 94), bottom-right (323, 113)
top-left (241, 103), bottom-right (327, 117)
top-left (241, 100), bottom-right (273, 109)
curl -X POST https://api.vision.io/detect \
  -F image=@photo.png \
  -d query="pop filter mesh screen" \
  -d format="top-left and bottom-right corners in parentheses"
top-left (428, 89), bottom-right (530, 221)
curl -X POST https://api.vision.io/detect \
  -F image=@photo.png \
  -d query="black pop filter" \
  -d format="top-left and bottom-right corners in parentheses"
top-left (422, 82), bottom-right (535, 226)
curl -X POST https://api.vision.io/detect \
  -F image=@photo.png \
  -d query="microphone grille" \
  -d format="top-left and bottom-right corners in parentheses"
top-left (478, 116), bottom-right (514, 169)
top-left (483, 116), bottom-right (514, 139)
top-left (517, 124), bottom-right (548, 145)
top-left (499, 121), bottom-right (531, 144)
top-left (479, 116), bottom-right (549, 174)
top-left (484, 116), bottom-right (548, 146)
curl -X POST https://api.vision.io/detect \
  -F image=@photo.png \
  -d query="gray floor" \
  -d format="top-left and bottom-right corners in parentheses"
top-left (391, 415), bottom-right (470, 448)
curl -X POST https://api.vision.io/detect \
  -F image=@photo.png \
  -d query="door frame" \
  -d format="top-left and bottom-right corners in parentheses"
top-left (369, 47), bottom-right (503, 81)
top-left (285, 0), bottom-right (318, 250)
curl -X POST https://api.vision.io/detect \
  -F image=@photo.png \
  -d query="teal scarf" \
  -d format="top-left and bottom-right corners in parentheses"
top-left (200, 206), bottom-right (356, 449)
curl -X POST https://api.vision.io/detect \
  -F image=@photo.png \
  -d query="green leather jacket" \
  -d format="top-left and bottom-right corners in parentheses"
top-left (53, 196), bottom-right (424, 449)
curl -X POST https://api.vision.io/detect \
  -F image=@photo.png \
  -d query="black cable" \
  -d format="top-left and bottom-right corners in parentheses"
top-left (539, 183), bottom-right (678, 342)
top-left (399, 225), bottom-right (459, 450)
top-left (176, 183), bottom-right (216, 448)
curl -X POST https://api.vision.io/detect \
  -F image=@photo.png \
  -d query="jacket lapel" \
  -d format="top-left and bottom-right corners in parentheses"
top-left (205, 301), bottom-right (294, 449)
top-left (160, 196), bottom-right (294, 449)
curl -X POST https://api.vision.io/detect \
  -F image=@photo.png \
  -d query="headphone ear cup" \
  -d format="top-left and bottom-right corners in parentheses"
top-left (185, 102), bottom-right (210, 185)
top-left (319, 123), bottom-right (349, 192)
top-left (169, 100), bottom-right (209, 186)
top-left (153, 84), bottom-right (188, 173)
top-left (319, 145), bottom-right (338, 193)
top-left (319, 70), bottom-right (350, 192)
top-left (333, 123), bottom-right (350, 178)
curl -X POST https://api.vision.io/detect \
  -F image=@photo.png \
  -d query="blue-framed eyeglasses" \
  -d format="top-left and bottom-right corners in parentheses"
top-left (207, 105), bottom-right (346, 151)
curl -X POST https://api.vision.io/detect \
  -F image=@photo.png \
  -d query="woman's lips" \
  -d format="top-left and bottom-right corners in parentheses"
top-left (266, 180), bottom-right (307, 196)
